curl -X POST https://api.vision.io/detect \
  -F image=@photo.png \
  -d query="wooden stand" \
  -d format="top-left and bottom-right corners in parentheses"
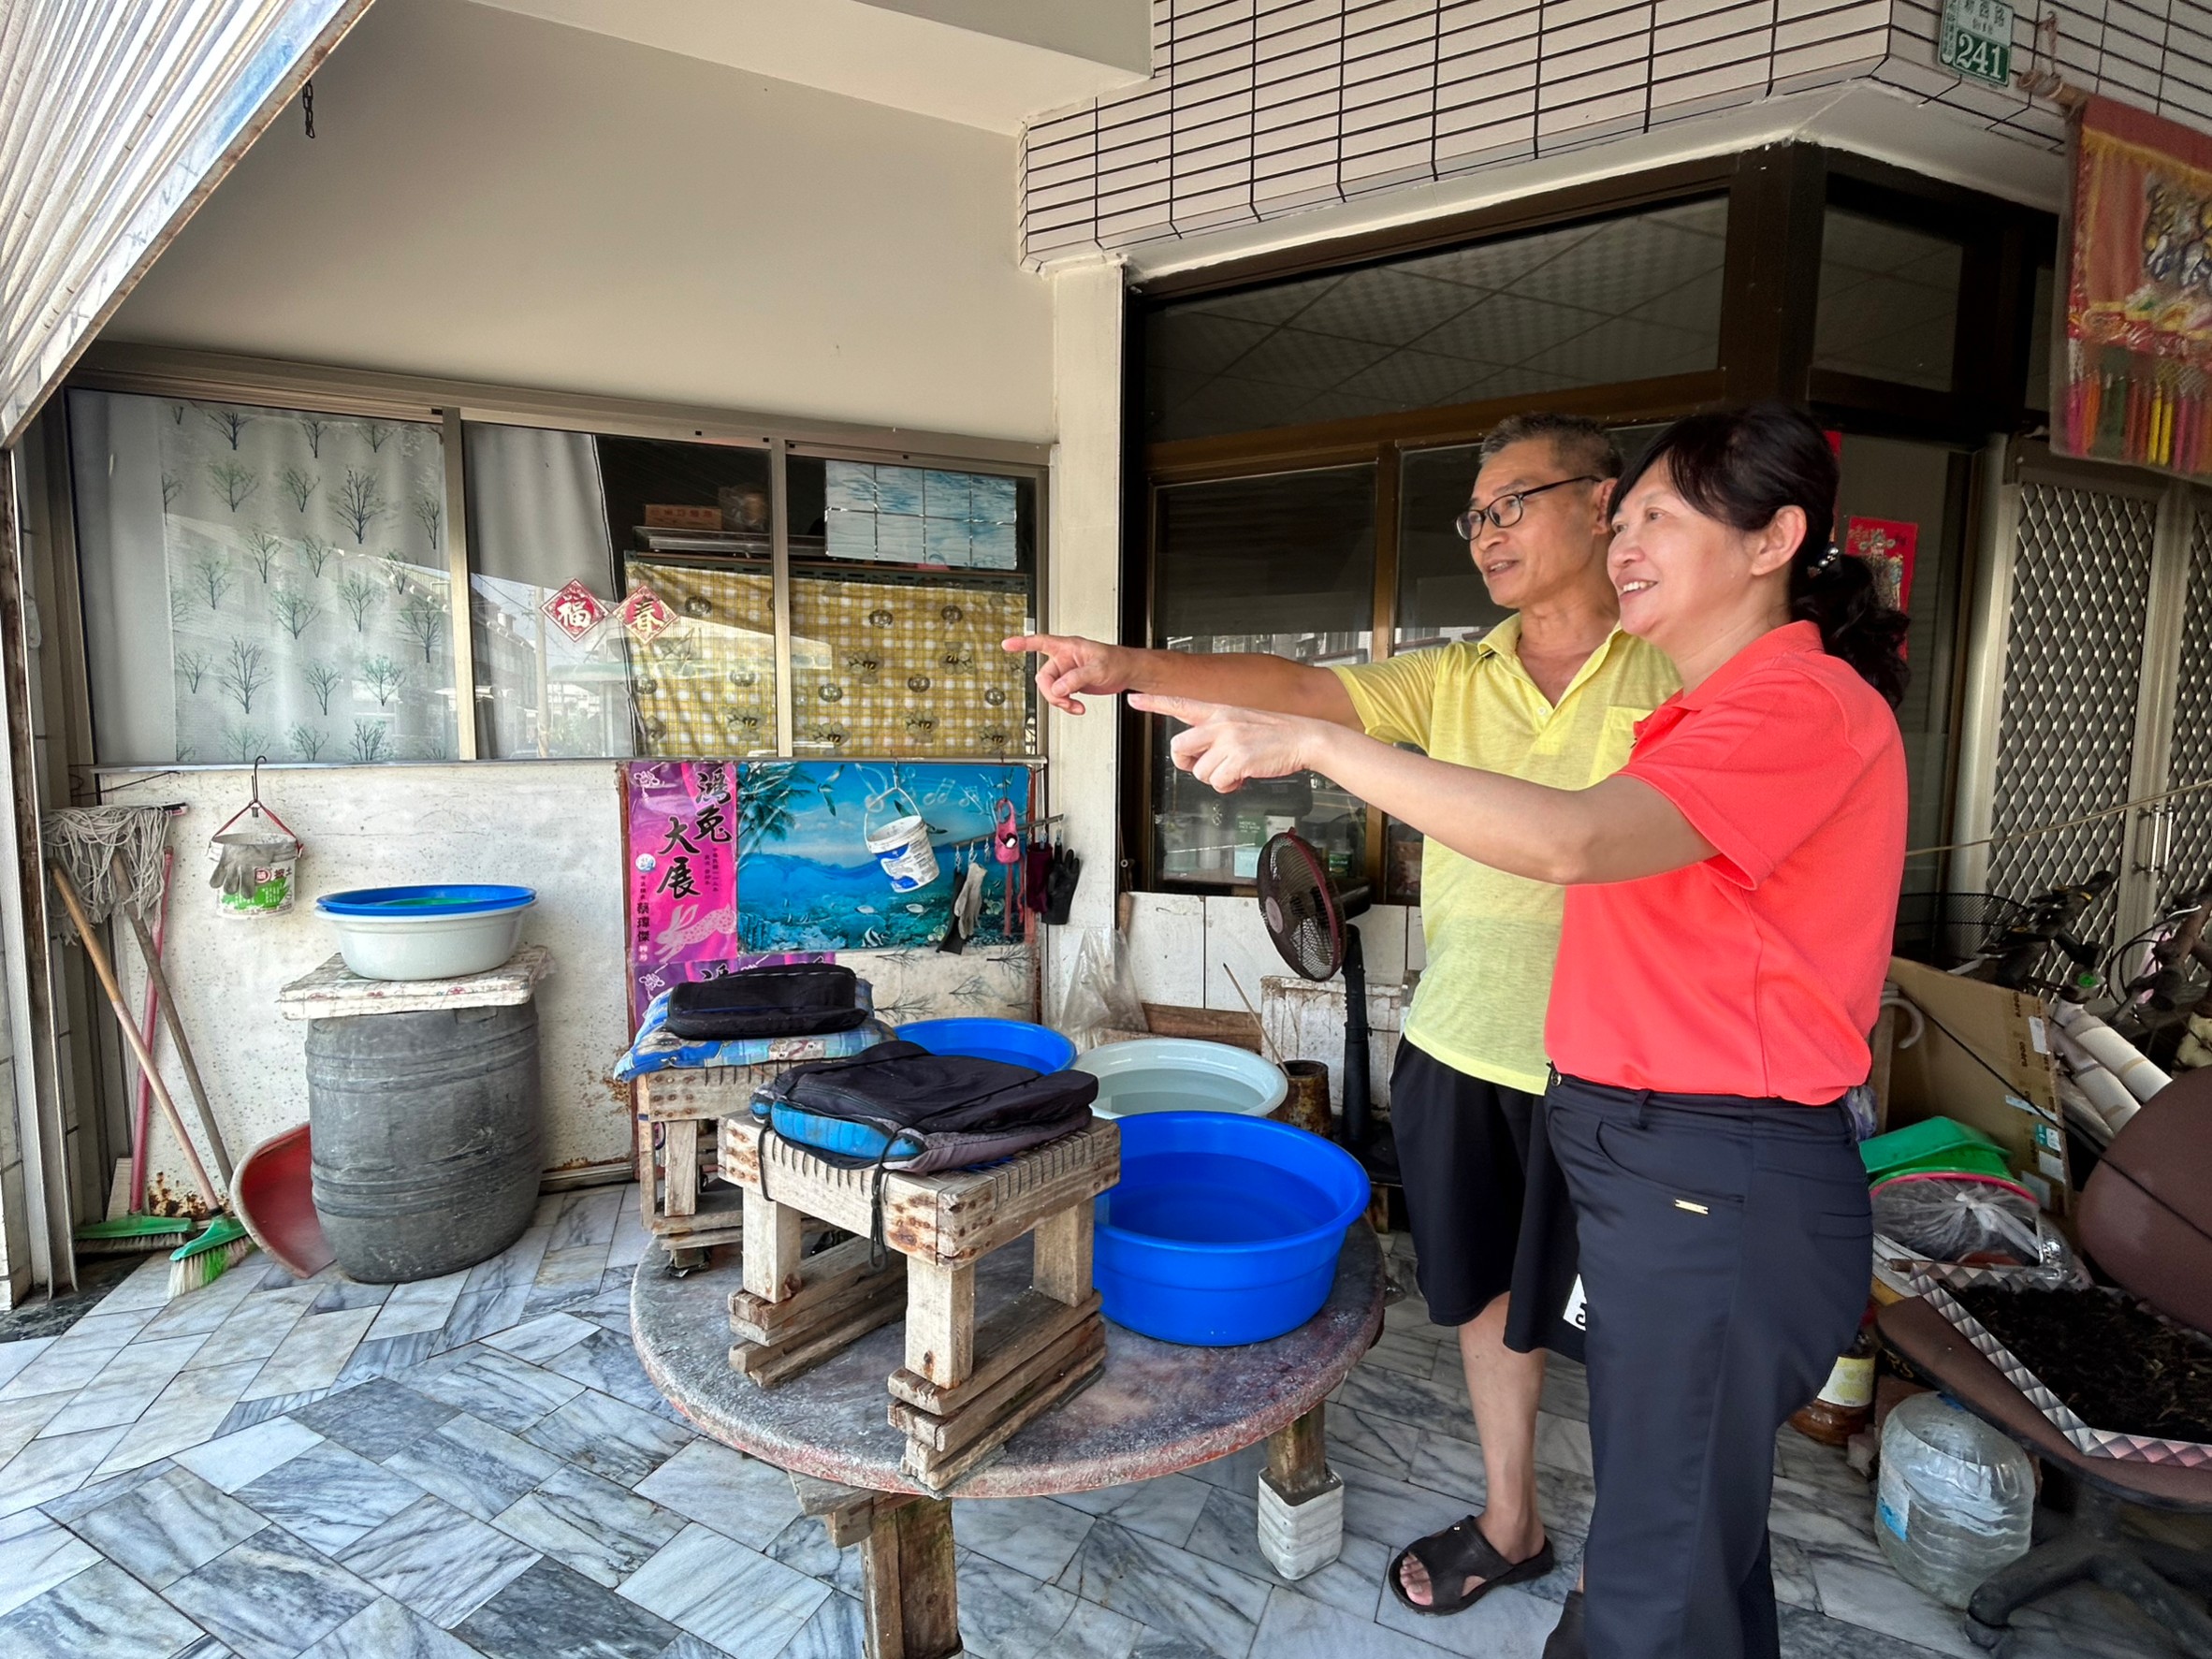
top-left (722, 1116), bottom-right (1119, 1489)
top-left (633, 1065), bottom-right (783, 1266)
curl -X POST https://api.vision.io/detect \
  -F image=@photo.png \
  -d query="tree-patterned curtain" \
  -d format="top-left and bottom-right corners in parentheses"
top-left (155, 397), bottom-right (456, 764)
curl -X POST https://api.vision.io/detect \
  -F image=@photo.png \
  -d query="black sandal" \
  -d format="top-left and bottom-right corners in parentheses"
top-left (1542, 1590), bottom-right (1585, 1657)
top-left (1386, 1514), bottom-right (1555, 1616)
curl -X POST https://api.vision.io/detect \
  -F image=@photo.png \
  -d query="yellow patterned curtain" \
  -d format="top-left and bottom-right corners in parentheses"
top-left (625, 561), bottom-right (776, 757)
top-left (788, 575), bottom-right (1032, 757)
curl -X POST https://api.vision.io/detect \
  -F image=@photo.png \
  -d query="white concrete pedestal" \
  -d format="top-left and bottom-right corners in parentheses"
top-left (1257, 1467), bottom-right (1344, 1580)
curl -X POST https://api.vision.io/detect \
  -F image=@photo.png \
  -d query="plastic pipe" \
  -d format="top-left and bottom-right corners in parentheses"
top-left (2050, 1026), bottom-right (2140, 1128)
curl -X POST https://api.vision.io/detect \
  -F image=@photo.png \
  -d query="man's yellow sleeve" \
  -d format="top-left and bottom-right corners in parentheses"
top-left (1331, 651), bottom-right (1445, 751)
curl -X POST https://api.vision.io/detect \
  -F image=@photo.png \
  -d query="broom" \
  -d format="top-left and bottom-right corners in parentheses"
top-left (74, 849), bottom-right (191, 1255)
top-left (47, 862), bottom-right (249, 1295)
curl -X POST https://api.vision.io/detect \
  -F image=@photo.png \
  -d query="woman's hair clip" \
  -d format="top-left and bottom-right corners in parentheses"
top-left (1809, 544), bottom-right (1842, 574)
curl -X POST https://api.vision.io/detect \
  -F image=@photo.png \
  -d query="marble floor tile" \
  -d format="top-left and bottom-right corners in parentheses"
top-left (172, 1415), bottom-right (325, 1493)
top-left (954, 1494), bottom-right (1096, 1582)
top-left (454, 1555), bottom-right (681, 1659)
top-left (764, 1511), bottom-right (867, 1599)
top-left (1776, 1603), bottom-right (1969, 1656)
top-left (38, 1333), bottom-right (211, 1436)
top-left (1772, 1534), bottom-right (1823, 1612)
top-left (0, 1390), bottom-right (74, 1467)
top-left (183, 1291), bottom-right (312, 1373)
top-left (1329, 1405), bottom-right (1423, 1481)
top-left (957, 1548), bottom-right (1144, 1659)
top-left (1534, 1410), bottom-right (1593, 1477)
top-left (1332, 1362), bottom-right (1475, 1445)
top-left (1055, 1518), bottom-right (1273, 1655)
top-left (433, 1286), bottom-right (531, 1351)
top-left (490, 1462), bottom-right (681, 1587)
top-left (1254, 1579), bottom-right (1480, 1659)
top-left (332, 1331), bottom-right (444, 1388)
top-left (336, 1492), bottom-right (540, 1627)
top-left (0, 1556), bottom-right (210, 1659)
top-left (1538, 1361), bottom-right (1590, 1424)
top-left (779, 1590), bottom-right (868, 1659)
top-left (136, 1265), bottom-right (270, 1342)
top-left (292, 1378), bottom-right (460, 1462)
top-left (0, 1315), bottom-right (147, 1400)
top-left (1185, 1442), bottom-right (1265, 1497)
top-left (1768, 1473), bottom-right (1886, 1563)
top-left (240, 1307), bottom-right (379, 1402)
top-left (297, 1594), bottom-right (477, 1658)
top-left (548, 1187), bottom-right (622, 1253)
top-left (59, 1463), bottom-right (268, 1588)
top-left (538, 1327), bottom-right (671, 1416)
top-left (93, 1359), bottom-right (264, 1477)
top-left (482, 1311), bottom-right (596, 1365)
top-left (0, 1336), bottom-right (55, 1390)
top-left (1373, 1577), bottom-right (1559, 1657)
top-left (462, 1228), bottom-right (552, 1296)
top-left (632, 1439), bottom-right (802, 1549)
top-left (1333, 1458), bottom-right (1473, 1555)
top-left (36, 1455), bottom-right (178, 1522)
top-left (95, 1253), bottom-right (186, 1316)
top-left (618, 1521), bottom-right (828, 1654)
top-left (1806, 1548), bottom-right (1981, 1657)
top-left (165, 1526), bottom-right (379, 1659)
top-left (1362, 1329), bottom-right (1444, 1381)
top-left (382, 1410), bottom-right (560, 1522)
top-left (364, 1272), bottom-right (472, 1343)
top-left (1178, 1485), bottom-right (1392, 1623)
top-left (605, 1201), bottom-right (652, 1271)
top-left (524, 1388), bottom-right (691, 1489)
top-left (535, 1243), bottom-right (613, 1290)
top-left (1057, 1473), bottom-right (1214, 1549)
top-left (232, 1440), bottom-right (428, 1554)
top-left (216, 1388), bottom-right (337, 1435)
top-left (413, 1346), bottom-right (583, 1435)
top-left (311, 1279), bottom-right (393, 1314)
top-left (0, 1515), bottom-right (98, 1617)
top-left (0, 1424), bottom-right (129, 1516)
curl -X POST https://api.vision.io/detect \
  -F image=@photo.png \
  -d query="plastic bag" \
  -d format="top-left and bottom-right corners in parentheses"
top-left (1870, 1173), bottom-right (2080, 1284)
top-left (1055, 926), bottom-right (1142, 1050)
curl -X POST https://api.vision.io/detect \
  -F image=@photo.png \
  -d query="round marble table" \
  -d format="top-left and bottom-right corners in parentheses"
top-left (633, 1224), bottom-right (1386, 1657)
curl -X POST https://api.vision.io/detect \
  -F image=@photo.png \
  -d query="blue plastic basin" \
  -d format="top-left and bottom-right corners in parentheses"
top-left (895, 1017), bottom-right (1076, 1074)
top-left (316, 884), bottom-right (535, 917)
top-left (1094, 1112), bottom-right (1368, 1346)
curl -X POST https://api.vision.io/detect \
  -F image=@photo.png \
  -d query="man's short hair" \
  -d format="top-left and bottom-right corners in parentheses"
top-left (1477, 413), bottom-right (1623, 482)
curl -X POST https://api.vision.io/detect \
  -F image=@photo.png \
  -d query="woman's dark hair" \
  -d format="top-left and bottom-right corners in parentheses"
top-left (1617, 403), bottom-right (1910, 707)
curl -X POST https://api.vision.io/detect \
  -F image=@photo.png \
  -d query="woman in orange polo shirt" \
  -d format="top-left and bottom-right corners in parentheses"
top-left (1136, 402), bottom-right (1907, 1659)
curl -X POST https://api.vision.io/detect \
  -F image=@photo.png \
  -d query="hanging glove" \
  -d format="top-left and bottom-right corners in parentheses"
top-left (1043, 848), bottom-right (1082, 926)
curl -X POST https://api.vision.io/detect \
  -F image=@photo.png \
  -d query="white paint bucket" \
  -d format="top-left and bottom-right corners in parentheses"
top-left (866, 814), bottom-right (939, 892)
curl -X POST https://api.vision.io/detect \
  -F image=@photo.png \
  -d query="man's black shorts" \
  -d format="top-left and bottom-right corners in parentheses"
top-left (1389, 1041), bottom-right (1584, 1361)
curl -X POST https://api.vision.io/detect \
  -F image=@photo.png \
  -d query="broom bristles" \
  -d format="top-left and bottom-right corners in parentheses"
top-left (166, 1231), bottom-right (252, 1300)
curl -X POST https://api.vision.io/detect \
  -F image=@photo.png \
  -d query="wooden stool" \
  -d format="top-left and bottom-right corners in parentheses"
top-left (633, 1065), bottom-right (781, 1265)
top-left (721, 1116), bottom-right (1119, 1488)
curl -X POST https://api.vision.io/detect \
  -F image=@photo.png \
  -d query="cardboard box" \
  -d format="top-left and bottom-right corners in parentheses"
top-left (1882, 957), bottom-right (2071, 1209)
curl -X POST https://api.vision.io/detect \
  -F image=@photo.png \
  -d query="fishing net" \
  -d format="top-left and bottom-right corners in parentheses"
top-left (43, 807), bottom-right (172, 933)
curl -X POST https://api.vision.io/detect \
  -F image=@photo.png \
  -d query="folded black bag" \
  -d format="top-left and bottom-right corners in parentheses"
top-left (751, 1041), bottom-right (1097, 1174)
top-left (663, 963), bottom-right (869, 1040)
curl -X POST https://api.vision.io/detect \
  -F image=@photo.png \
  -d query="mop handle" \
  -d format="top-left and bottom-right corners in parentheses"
top-left (49, 864), bottom-right (222, 1213)
top-left (126, 849), bottom-right (175, 1214)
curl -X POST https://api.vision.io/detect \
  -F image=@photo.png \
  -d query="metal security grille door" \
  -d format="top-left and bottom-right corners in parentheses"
top-left (1986, 479), bottom-right (2159, 939)
top-left (2161, 505), bottom-right (2212, 898)
top-left (1959, 447), bottom-right (2205, 959)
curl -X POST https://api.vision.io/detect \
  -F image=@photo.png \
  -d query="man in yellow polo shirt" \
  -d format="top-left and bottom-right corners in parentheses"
top-left (1005, 413), bottom-right (1677, 1620)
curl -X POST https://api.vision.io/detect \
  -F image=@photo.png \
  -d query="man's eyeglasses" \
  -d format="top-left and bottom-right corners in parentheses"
top-left (1453, 474), bottom-right (1601, 539)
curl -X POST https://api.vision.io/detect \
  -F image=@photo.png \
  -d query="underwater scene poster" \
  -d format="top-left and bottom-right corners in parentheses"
top-left (735, 761), bottom-right (1030, 953)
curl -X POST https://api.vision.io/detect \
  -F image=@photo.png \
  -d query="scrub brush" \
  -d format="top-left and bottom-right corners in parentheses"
top-left (168, 1214), bottom-right (252, 1297)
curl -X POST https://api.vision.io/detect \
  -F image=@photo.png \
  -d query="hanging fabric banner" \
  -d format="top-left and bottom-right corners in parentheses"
top-left (2057, 96), bottom-right (2212, 479)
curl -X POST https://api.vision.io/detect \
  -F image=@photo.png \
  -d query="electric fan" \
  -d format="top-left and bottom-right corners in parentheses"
top-left (1256, 832), bottom-right (1397, 1180)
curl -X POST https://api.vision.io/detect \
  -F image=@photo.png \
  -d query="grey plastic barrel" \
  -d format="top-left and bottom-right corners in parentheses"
top-left (304, 1002), bottom-right (543, 1283)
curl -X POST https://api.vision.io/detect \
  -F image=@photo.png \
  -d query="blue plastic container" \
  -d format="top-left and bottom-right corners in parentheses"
top-left (1094, 1112), bottom-right (1368, 1346)
top-left (316, 884), bottom-right (535, 917)
top-left (895, 1017), bottom-right (1076, 1074)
